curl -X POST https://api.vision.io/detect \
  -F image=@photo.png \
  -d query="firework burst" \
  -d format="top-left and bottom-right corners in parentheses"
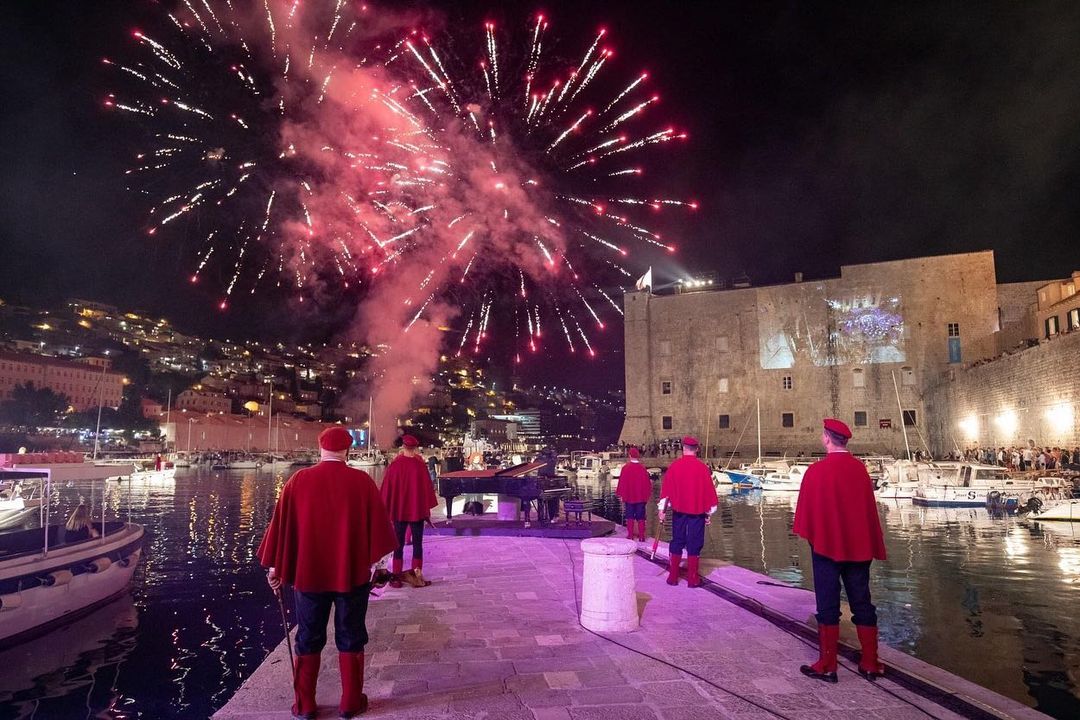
top-left (107, 1), bottom-right (695, 430)
top-left (108, 0), bottom-right (693, 351)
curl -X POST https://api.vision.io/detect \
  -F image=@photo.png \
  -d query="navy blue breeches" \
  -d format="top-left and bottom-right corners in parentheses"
top-left (294, 584), bottom-right (372, 654)
top-left (393, 520), bottom-right (425, 560)
top-left (669, 511), bottom-right (706, 556)
top-left (811, 550), bottom-right (877, 627)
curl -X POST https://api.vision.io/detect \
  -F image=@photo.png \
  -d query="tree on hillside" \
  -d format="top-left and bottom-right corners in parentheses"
top-left (0, 382), bottom-right (70, 429)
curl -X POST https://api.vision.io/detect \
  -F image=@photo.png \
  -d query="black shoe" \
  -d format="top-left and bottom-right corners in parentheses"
top-left (800, 664), bottom-right (838, 683)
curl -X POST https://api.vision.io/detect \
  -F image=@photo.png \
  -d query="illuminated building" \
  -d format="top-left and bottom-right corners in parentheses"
top-left (621, 251), bottom-right (1079, 455)
top-left (0, 350), bottom-right (124, 411)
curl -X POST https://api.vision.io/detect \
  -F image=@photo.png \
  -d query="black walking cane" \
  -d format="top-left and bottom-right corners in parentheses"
top-left (274, 586), bottom-right (298, 700)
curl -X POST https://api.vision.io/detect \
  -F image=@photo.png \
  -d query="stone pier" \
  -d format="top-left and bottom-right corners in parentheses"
top-left (214, 534), bottom-right (1048, 720)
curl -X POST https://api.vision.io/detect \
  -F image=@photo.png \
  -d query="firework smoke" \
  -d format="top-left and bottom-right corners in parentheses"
top-left (108, 1), bottom-right (694, 444)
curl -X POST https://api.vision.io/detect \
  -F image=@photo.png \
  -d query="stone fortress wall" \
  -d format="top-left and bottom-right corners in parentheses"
top-left (621, 250), bottom-right (1079, 458)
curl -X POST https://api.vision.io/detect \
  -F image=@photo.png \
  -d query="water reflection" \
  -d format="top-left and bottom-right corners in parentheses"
top-left (578, 475), bottom-right (1080, 718)
top-left (0, 595), bottom-right (138, 719)
top-left (0, 466), bottom-right (331, 720)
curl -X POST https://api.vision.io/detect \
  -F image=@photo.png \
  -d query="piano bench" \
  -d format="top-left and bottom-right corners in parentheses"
top-left (563, 499), bottom-right (595, 524)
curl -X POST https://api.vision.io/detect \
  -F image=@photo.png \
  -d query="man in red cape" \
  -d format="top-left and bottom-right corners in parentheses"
top-left (616, 447), bottom-right (652, 541)
top-left (259, 426), bottom-right (397, 719)
top-left (658, 436), bottom-right (718, 588)
top-left (794, 418), bottom-right (888, 683)
top-left (380, 434), bottom-right (440, 587)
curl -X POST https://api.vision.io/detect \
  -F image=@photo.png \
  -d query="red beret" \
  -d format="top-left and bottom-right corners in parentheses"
top-left (318, 426), bottom-right (353, 452)
top-left (823, 418), bottom-right (852, 439)
top-left (401, 434), bottom-right (420, 448)
top-left (627, 447), bottom-right (641, 458)
top-left (681, 436), bottom-right (700, 448)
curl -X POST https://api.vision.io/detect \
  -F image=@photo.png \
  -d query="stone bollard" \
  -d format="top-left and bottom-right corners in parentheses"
top-left (579, 537), bottom-right (639, 633)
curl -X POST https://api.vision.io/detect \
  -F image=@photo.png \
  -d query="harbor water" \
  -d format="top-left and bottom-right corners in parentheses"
top-left (1, 467), bottom-right (1078, 719)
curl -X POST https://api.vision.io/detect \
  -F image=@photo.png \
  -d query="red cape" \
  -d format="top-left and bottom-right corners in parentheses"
top-left (258, 460), bottom-right (398, 593)
top-left (660, 456), bottom-right (718, 514)
top-left (380, 453), bottom-right (440, 522)
top-left (616, 461), bottom-right (652, 504)
top-left (793, 452), bottom-right (887, 562)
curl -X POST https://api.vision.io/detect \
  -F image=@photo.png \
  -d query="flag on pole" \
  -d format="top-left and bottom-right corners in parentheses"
top-left (634, 267), bottom-right (653, 292)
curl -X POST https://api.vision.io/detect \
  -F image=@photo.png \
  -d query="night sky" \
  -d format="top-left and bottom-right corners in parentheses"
top-left (3, 1), bottom-right (1080, 391)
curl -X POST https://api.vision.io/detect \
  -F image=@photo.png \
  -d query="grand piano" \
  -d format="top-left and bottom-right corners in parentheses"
top-left (438, 461), bottom-right (572, 524)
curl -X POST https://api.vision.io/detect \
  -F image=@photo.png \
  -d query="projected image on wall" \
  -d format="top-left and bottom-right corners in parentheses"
top-left (758, 284), bottom-right (906, 369)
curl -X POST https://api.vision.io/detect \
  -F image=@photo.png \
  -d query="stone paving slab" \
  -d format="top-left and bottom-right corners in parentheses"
top-left (214, 534), bottom-right (1039, 720)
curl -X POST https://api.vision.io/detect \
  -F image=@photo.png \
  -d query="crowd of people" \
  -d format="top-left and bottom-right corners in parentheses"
top-left (949, 443), bottom-right (1080, 471)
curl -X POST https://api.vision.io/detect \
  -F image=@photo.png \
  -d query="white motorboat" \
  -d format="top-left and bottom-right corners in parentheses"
top-left (228, 458), bottom-right (263, 470)
top-left (1029, 499), bottom-right (1080, 522)
top-left (760, 463), bottom-right (812, 492)
top-left (570, 452), bottom-right (608, 481)
top-left (912, 463), bottom-right (1040, 507)
top-left (0, 469), bottom-right (144, 649)
top-left (347, 452), bottom-right (382, 469)
top-left (0, 479), bottom-right (42, 530)
top-left (874, 459), bottom-right (937, 499)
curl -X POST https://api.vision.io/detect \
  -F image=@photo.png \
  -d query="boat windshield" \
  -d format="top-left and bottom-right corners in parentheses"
top-left (975, 469), bottom-right (1008, 481)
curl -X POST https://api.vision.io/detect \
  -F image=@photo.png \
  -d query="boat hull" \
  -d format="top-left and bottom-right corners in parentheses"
top-left (0, 523), bottom-right (144, 650)
top-left (724, 470), bottom-right (762, 489)
top-left (1031, 500), bottom-right (1080, 522)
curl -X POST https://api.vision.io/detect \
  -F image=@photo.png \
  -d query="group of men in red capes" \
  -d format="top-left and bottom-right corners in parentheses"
top-left (616, 435), bottom-right (719, 587)
top-left (260, 415), bottom-right (887, 719)
top-left (258, 427), bottom-right (438, 719)
top-left (619, 419), bottom-right (887, 683)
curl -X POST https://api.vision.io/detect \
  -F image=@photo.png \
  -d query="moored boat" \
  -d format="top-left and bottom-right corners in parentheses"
top-left (760, 463), bottom-right (812, 492)
top-left (913, 463), bottom-right (1042, 507)
top-left (1027, 499), bottom-right (1080, 522)
top-left (0, 469), bottom-right (144, 650)
top-left (347, 452), bottom-right (382, 469)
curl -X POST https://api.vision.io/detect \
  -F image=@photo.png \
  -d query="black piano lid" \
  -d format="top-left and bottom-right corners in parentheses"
top-left (439, 460), bottom-right (550, 480)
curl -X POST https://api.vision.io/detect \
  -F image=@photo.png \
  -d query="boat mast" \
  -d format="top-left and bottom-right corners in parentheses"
top-left (756, 398), bottom-right (762, 463)
top-left (368, 395), bottom-right (373, 451)
top-left (165, 387), bottom-right (171, 450)
top-left (266, 383), bottom-right (273, 454)
top-left (92, 360), bottom-right (108, 461)
top-left (891, 370), bottom-right (912, 461)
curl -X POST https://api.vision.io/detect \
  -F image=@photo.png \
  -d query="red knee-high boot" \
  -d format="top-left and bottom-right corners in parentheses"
top-left (390, 556), bottom-right (403, 588)
top-left (666, 552), bottom-right (681, 585)
top-left (625, 519), bottom-right (635, 538)
top-left (338, 652), bottom-right (368, 718)
top-left (800, 625), bottom-right (839, 683)
top-left (686, 556), bottom-right (701, 588)
top-left (292, 652), bottom-right (320, 719)
top-left (639, 520), bottom-right (647, 542)
top-left (856, 625), bottom-right (885, 679)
